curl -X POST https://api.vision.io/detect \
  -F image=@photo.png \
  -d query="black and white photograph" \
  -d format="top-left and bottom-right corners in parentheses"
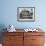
top-left (17, 7), bottom-right (35, 22)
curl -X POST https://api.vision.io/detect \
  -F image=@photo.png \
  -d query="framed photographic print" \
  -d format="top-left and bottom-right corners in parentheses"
top-left (17, 7), bottom-right (35, 22)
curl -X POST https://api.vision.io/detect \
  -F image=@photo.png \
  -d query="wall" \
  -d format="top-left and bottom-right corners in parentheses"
top-left (0, 0), bottom-right (46, 30)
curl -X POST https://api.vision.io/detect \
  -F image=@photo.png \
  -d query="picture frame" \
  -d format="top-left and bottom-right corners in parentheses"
top-left (17, 7), bottom-right (35, 22)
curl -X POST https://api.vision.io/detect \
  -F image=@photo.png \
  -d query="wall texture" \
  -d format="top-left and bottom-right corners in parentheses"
top-left (0, 0), bottom-right (46, 30)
